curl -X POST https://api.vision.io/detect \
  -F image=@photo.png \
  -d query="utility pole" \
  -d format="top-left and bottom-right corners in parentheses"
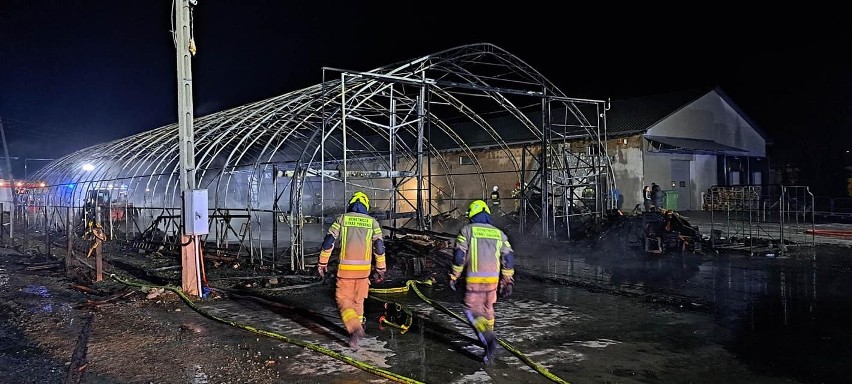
top-left (0, 117), bottom-right (15, 240)
top-left (175, 0), bottom-right (203, 297)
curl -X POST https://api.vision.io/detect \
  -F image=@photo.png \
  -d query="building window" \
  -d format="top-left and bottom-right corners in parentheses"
top-left (459, 155), bottom-right (475, 165)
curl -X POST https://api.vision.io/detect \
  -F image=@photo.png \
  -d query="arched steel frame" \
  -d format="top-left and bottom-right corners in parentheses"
top-left (29, 43), bottom-right (614, 270)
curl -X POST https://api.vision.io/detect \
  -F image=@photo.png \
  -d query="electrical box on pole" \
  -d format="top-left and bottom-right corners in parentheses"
top-left (183, 189), bottom-right (208, 235)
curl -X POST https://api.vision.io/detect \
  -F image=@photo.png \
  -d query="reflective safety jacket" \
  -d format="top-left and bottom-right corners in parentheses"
top-left (490, 191), bottom-right (501, 206)
top-left (319, 212), bottom-right (386, 279)
top-left (452, 223), bottom-right (514, 292)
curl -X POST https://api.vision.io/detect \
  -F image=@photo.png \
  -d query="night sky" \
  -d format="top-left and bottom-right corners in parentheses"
top-left (2, 2), bottom-right (851, 194)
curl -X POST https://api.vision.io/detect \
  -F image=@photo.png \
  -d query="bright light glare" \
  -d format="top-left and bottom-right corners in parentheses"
top-left (82, 163), bottom-right (95, 171)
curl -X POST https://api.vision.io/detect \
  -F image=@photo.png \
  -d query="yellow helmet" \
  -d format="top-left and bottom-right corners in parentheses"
top-left (348, 191), bottom-right (370, 210)
top-left (467, 199), bottom-right (490, 218)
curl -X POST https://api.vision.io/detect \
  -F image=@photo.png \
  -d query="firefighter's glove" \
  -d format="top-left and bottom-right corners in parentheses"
top-left (499, 276), bottom-right (514, 298)
top-left (372, 269), bottom-right (386, 284)
top-left (317, 264), bottom-right (327, 278)
top-left (449, 275), bottom-right (457, 291)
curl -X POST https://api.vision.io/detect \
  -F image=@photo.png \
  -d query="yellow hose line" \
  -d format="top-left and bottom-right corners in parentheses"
top-left (407, 281), bottom-right (571, 384)
top-left (368, 279), bottom-right (432, 336)
top-left (108, 274), bottom-right (424, 384)
top-left (369, 285), bottom-right (411, 294)
top-left (369, 278), bottom-right (433, 294)
top-left (368, 295), bottom-right (413, 334)
top-left (380, 318), bottom-right (411, 333)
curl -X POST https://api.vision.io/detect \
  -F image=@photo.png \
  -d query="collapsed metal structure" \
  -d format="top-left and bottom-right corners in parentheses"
top-left (25, 43), bottom-right (614, 270)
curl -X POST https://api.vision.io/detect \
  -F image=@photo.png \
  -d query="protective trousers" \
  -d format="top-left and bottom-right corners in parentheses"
top-left (335, 277), bottom-right (370, 335)
top-left (464, 289), bottom-right (497, 332)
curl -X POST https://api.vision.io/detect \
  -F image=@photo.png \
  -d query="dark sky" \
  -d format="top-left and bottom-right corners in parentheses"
top-left (2, 2), bottom-right (851, 193)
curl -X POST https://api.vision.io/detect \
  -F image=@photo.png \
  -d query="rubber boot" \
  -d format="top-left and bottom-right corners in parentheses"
top-left (464, 310), bottom-right (489, 347)
top-left (349, 327), bottom-right (365, 350)
top-left (464, 310), bottom-right (496, 362)
top-left (482, 330), bottom-right (498, 364)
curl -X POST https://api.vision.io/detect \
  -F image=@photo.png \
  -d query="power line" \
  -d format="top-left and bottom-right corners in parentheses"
top-left (0, 117), bottom-right (89, 136)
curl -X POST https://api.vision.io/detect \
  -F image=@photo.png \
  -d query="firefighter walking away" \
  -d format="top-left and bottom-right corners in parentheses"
top-left (317, 191), bottom-right (386, 349)
top-left (450, 199), bottom-right (515, 363)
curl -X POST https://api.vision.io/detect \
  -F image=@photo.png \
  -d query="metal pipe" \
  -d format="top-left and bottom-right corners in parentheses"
top-left (389, 84), bottom-right (397, 231)
top-left (416, 79), bottom-right (425, 230)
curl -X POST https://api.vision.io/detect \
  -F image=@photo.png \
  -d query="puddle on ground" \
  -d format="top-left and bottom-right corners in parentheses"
top-left (517, 243), bottom-right (852, 383)
top-left (188, 243), bottom-right (851, 383)
top-left (20, 284), bottom-right (68, 313)
top-left (22, 285), bottom-right (50, 297)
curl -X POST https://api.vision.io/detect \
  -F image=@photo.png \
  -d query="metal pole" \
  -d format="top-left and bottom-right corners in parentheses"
top-left (389, 85), bottom-right (397, 230)
top-left (425, 86), bottom-right (433, 228)
top-left (341, 73), bottom-right (348, 199)
top-left (175, 0), bottom-right (202, 296)
top-left (66, 206), bottom-right (73, 277)
top-left (416, 79), bottom-right (425, 230)
top-left (0, 117), bottom-right (17, 241)
top-left (24, 206), bottom-right (28, 251)
top-left (125, 198), bottom-right (129, 241)
top-left (541, 94), bottom-right (550, 238)
top-left (520, 146), bottom-right (527, 235)
top-left (272, 165), bottom-right (278, 265)
top-left (44, 200), bottom-right (50, 258)
top-left (95, 203), bottom-right (102, 282)
top-left (108, 191), bottom-right (114, 242)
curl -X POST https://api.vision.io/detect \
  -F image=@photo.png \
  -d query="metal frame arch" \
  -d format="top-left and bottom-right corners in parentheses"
top-left (28, 42), bottom-right (613, 266)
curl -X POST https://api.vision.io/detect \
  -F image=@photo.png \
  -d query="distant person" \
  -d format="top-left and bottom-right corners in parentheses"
top-left (317, 191), bottom-right (386, 349)
top-left (651, 183), bottom-right (665, 211)
top-left (435, 188), bottom-right (445, 211)
top-left (490, 186), bottom-right (501, 207)
top-left (642, 185), bottom-right (652, 211)
top-left (490, 185), bottom-right (503, 215)
top-left (582, 186), bottom-right (596, 211)
top-left (612, 188), bottom-right (624, 211)
top-left (449, 200), bottom-right (515, 363)
top-left (510, 182), bottom-right (521, 213)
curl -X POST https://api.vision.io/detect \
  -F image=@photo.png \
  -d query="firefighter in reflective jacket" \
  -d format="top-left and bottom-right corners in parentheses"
top-left (449, 199), bottom-right (515, 363)
top-left (318, 191), bottom-right (386, 349)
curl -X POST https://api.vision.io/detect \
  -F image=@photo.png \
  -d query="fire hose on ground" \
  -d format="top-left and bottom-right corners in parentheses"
top-left (108, 272), bottom-right (570, 384)
top-left (369, 279), bottom-right (571, 384)
top-left (107, 273), bottom-right (424, 384)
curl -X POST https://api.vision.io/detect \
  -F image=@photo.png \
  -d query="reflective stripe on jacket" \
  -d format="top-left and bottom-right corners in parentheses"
top-left (454, 223), bottom-right (513, 291)
top-left (322, 212), bottom-right (385, 279)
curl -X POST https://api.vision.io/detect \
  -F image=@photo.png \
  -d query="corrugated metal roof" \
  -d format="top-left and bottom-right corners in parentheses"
top-left (644, 135), bottom-right (747, 154)
top-left (607, 87), bottom-right (771, 143)
top-left (606, 87), bottom-right (711, 136)
top-left (437, 86), bottom-right (770, 147)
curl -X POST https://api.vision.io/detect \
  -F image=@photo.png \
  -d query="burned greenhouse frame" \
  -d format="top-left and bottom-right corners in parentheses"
top-left (25, 43), bottom-right (615, 270)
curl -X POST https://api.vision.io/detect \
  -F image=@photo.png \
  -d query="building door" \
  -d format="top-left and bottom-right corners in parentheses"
top-left (670, 160), bottom-right (691, 211)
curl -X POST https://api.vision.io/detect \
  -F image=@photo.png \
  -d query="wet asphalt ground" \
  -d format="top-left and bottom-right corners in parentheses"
top-left (3, 211), bottom-right (852, 383)
top-left (190, 236), bottom-right (851, 383)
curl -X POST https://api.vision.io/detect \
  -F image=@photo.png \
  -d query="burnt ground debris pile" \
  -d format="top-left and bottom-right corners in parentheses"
top-left (1, 209), bottom-right (852, 383)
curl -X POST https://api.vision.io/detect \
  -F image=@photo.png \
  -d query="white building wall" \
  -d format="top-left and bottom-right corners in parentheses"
top-left (643, 151), bottom-right (676, 193)
top-left (638, 89), bottom-right (767, 210)
top-left (692, 154), bottom-right (718, 210)
top-left (647, 91), bottom-right (766, 157)
top-left (642, 151), bottom-right (717, 211)
top-left (607, 135), bottom-right (645, 210)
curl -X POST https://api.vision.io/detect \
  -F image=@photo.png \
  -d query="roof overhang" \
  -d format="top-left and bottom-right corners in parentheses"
top-left (644, 135), bottom-right (748, 155)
